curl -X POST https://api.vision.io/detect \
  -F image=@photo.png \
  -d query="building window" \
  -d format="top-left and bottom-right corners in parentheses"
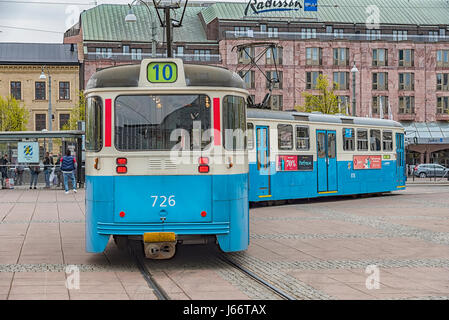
top-left (238, 47), bottom-right (254, 64)
top-left (357, 129), bottom-right (368, 151)
top-left (234, 26), bottom-right (253, 38)
top-left (296, 126), bottom-right (310, 150)
top-left (306, 47), bottom-right (322, 66)
top-left (383, 131), bottom-right (393, 151)
top-left (269, 95), bottom-right (283, 110)
top-left (372, 72), bottom-right (388, 91)
top-left (59, 113), bottom-right (70, 130)
top-left (393, 30), bottom-right (408, 41)
top-left (301, 28), bottom-right (316, 39)
top-left (342, 128), bottom-right (355, 151)
top-left (437, 50), bottom-right (449, 67)
top-left (437, 97), bottom-right (449, 114)
top-left (268, 27), bottom-right (278, 38)
top-left (333, 72), bottom-right (349, 90)
top-left (370, 129), bottom-right (381, 151)
top-left (194, 49), bottom-right (211, 61)
top-left (366, 29), bottom-right (381, 40)
top-left (123, 45), bottom-right (130, 56)
top-left (10, 81), bottom-right (21, 100)
top-left (372, 96), bottom-right (389, 115)
top-left (334, 28), bottom-right (344, 39)
top-left (266, 71), bottom-right (282, 89)
top-left (96, 47), bottom-right (112, 59)
top-left (399, 73), bottom-right (415, 91)
top-left (35, 82), bottom-right (46, 100)
top-left (238, 70), bottom-right (255, 89)
top-left (35, 113), bottom-right (46, 131)
top-left (59, 82), bottom-right (70, 100)
top-left (326, 26), bottom-right (332, 34)
top-left (333, 48), bottom-right (349, 66)
top-left (373, 49), bottom-right (388, 66)
top-left (131, 48), bottom-right (142, 60)
top-left (399, 49), bottom-right (414, 67)
top-left (429, 31), bottom-right (439, 42)
top-left (260, 24), bottom-right (267, 33)
top-left (266, 47), bottom-right (283, 65)
top-left (278, 124), bottom-right (293, 150)
top-left (437, 74), bottom-right (449, 91)
top-left (398, 96), bottom-right (415, 114)
top-left (306, 71), bottom-right (322, 89)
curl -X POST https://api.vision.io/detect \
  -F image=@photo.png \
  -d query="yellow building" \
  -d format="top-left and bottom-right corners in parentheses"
top-left (0, 43), bottom-right (80, 132)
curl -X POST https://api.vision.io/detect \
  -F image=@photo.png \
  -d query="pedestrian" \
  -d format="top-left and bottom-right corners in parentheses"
top-left (1, 154), bottom-right (9, 187)
top-left (29, 164), bottom-right (40, 189)
top-left (60, 149), bottom-right (77, 194)
top-left (43, 152), bottom-right (54, 188)
top-left (55, 153), bottom-right (63, 188)
top-left (15, 163), bottom-right (24, 186)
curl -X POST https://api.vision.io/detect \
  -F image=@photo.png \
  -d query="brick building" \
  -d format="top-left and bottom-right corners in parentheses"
top-left (64, 0), bottom-right (449, 166)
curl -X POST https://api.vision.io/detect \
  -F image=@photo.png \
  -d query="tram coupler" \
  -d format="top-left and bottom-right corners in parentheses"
top-left (143, 232), bottom-right (176, 260)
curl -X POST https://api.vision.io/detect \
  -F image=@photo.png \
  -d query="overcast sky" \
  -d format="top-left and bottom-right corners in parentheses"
top-left (0, 0), bottom-right (245, 43)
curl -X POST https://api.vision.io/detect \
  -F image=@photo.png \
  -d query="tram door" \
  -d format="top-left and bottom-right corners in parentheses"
top-left (396, 133), bottom-right (405, 186)
top-left (316, 130), bottom-right (338, 193)
top-left (256, 126), bottom-right (270, 197)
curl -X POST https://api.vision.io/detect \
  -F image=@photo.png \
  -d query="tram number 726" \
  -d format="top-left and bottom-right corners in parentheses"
top-left (151, 195), bottom-right (176, 207)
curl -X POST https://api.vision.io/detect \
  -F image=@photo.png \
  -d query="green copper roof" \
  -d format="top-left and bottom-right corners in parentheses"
top-left (81, 4), bottom-right (214, 43)
top-left (201, 0), bottom-right (449, 26)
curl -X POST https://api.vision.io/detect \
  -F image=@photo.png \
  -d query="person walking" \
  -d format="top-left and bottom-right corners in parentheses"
top-left (43, 152), bottom-right (54, 188)
top-left (29, 164), bottom-right (40, 189)
top-left (60, 149), bottom-right (77, 194)
top-left (1, 154), bottom-right (9, 188)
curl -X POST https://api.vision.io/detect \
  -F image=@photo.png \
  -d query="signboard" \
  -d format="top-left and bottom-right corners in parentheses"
top-left (344, 128), bottom-right (353, 138)
top-left (245, 0), bottom-right (302, 15)
top-left (277, 155), bottom-right (313, 171)
top-left (304, 0), bottom-right (318, 12)
top-left (17, 142), bottom-right (39, 163)
top-left (353, 155), bottom-right (382, 170)
top-left (147, 62), bottom-right (178, 83)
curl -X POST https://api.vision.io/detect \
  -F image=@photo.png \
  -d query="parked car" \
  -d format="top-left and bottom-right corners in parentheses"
top-left (414, 164), bottom-right (449, 178)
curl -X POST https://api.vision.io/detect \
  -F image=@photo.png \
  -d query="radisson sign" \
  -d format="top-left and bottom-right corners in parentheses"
top-left (245, 0), bottom-right (303, 15)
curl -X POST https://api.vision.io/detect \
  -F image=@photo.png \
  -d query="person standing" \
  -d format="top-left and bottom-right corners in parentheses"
top-left (29, 164), bottom-right (40, 189)
top-left (43, 152), bottom-right (54, 188)
top-left (15, 163), bottom-right (24, 186)
top-left (60, 149), bottom-right (77, 194)
top-left (55, 153), bottom-right (63, 188)
top-left (1, 154), bottom-right (9, 187)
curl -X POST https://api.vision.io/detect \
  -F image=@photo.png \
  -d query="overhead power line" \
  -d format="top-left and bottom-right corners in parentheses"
top-left (0, 24), bottom-right (63, 34)
top-left (0, 0), bottom-right (97, 5)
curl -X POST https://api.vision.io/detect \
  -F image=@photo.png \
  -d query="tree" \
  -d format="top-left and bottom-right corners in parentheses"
top-left (0, 95), bottom-right (29, 131)
top-left (62, 91), bottom-right (85, 130)
top-left (295, 74), bottom-right (346, 115)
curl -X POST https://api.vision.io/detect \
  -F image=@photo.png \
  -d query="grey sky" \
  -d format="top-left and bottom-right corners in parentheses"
top-left (0, 0), bottom-right (244, 43)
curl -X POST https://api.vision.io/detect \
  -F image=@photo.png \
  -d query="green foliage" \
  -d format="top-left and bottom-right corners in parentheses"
top-left (295, 74), bottom-right (346, 115)
top-left (0, 96), bottom-right (29, 131)
top-left (62, 91), bottom-right (85, 130)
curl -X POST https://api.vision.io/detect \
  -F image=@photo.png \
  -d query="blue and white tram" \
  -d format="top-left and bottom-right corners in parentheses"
top-left (247, 109), bottom-right (406, 202)
top-left (84, 59), bottom-right (249, 258)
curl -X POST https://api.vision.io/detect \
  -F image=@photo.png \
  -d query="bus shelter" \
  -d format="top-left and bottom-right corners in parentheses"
top-left (0, 131), bottom-right (85, 188)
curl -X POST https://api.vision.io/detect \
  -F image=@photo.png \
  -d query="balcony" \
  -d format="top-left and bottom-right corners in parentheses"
top-left (224, 31), bottom-right (449, 43)
top-left (436, 113), bottom-right (449, 121)
top-left (85, 52), bottom-right (222, 63)
top-left (397, 113), bottom-right (416, 121)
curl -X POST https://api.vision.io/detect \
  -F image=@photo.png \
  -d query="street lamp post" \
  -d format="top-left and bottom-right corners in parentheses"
top-left (125, 0), bottom-right (158, 58)
top-left (351, 62), bottom-right (359, 117)
top-left (39, 66), bottom-right (52, 151)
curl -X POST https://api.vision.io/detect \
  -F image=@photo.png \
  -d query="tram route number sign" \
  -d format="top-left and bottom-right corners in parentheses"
top-left (277, 155), bottom-right (313, 171)
top-left (147, 62), bottom-right (178, 83)
top-left (353, 155), bottom-right (382, 170)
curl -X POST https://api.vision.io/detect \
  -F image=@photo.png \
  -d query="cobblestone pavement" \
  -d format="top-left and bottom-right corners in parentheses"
top-left (1, 185), bottom-right (448, 300)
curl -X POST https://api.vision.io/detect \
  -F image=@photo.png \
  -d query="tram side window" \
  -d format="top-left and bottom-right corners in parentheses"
top-left (115, 95), bottom-right (211, 151)
top-left (370, 129), bottom-right (381, 151)
top-left (247, 123), bottom-right (254, 150)
top-left (383, 131), bottom-right (393, 151)
top-left (296, 126), bottom-right (310, 150)
top-left (278, 124), bottom-right (293, 150)
top-left (343, 128), bottom-right (355, 151)
top-left (222, 96), bottom-right (246, 150)
top-left (357, 129), bottom-right (368, 151)
top-left (86, 96), bottom-right (103, 152)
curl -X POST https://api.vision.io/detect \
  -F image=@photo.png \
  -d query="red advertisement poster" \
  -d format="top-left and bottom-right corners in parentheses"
top-left (353, 155), bottom-right (382, 170)
top-left (278, 155), bottom-right (298, 171)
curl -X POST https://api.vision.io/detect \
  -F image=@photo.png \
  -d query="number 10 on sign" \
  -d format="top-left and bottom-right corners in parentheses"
top-left (147, 62), bottom-right (177, 83)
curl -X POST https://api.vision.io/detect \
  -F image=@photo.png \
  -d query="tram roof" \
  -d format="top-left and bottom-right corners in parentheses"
top-left (247, 109), bottom-right (403, 128)
top-left (86, 63), bottom-right (246, 90)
